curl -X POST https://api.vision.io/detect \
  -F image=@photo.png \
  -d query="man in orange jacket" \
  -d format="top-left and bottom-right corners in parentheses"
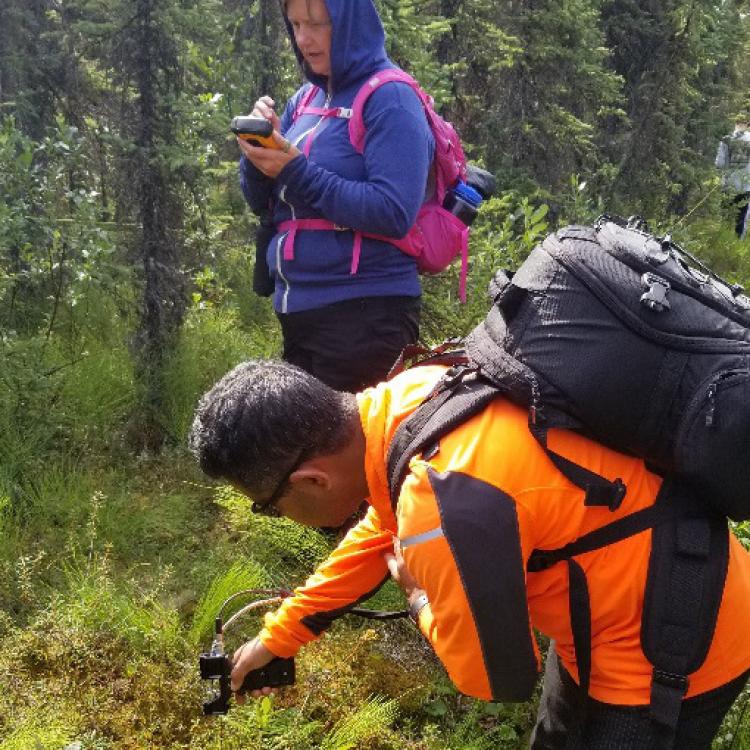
top-left (189, 359), bottom-right (750, 749)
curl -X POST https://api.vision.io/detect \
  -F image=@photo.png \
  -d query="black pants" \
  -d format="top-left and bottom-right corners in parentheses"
top-left (277, 296), bottom-right (420, 393)
top-left (733, 193), bottom-right (750, 239)
top-left (531, 647), bottom-right (748, 750)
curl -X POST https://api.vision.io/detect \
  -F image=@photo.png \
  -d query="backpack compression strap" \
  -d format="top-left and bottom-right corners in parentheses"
top-left (528, 417), bottom-right (627, 511)
top-left (527, 492), bottom-right (684, 698)
top-left (641, 491), bottom-right (729, 741)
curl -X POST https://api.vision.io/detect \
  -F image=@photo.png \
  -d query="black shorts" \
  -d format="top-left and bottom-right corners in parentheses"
top-left (277, 296), bottom-right (420, 392)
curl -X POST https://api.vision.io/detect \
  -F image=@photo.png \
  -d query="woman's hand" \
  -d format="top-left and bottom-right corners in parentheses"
top-left (237, 130), bottom-right (301, 179)
top-left (230, 635), bottom-right (277, 705)
top-left (384, 536), bottom-right (425, 608)
top-left (251, 95), bottom-right (281, 131)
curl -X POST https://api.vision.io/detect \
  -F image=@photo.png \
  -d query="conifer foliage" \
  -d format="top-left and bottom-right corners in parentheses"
top-left (1, 1), bottom-right (750, 747)
top-left (1, 0), bottom-right (748, 443)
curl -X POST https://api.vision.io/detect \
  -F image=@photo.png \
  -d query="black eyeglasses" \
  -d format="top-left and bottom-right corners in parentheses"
top-left (251, 452), bottom-right (304, 517)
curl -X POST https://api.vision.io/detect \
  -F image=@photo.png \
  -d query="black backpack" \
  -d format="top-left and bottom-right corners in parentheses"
top-left (386, 217), bottom-right (748, 744)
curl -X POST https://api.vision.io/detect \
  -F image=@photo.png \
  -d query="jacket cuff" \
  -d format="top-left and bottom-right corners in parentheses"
top-left (259, 608), bottom-right (321, 658)
top-left (258, 626), bottom-right (304, 659)
top-left (277, 154), bottom-right (307, 189)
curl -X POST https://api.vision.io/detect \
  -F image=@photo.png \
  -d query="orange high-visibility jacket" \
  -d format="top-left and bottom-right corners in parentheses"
top-left (259, 365), bottom-right (750, 705)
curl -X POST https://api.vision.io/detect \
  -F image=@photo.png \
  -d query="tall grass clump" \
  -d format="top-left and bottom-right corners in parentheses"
top-left (60, 554), bottom-right (184, 660)
top-left (0, 459), bottom-right (102, 616)
top-left (0, 336), bottom-right (64, 485)
top-left (215, 485), bottom-right (332, 577)
top-left (0, 291), bottom-right (134, 490)
top-left (55, 315), bottom-right (135, 453)
top-left (161, 304), bottom-right (280, 444)
top-left (189, 558), bottom-right (272, 646)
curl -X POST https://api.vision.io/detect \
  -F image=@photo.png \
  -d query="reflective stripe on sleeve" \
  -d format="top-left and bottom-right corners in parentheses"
top-left (400, 527), bottom-right (444, 549)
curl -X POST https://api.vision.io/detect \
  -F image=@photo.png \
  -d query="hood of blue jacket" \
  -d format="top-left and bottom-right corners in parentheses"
top-left (283, 0), bottom-right (390, 92)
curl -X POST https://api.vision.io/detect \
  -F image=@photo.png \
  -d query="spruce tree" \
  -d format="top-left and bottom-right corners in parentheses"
top-left (601, 0), bottom-right (746, 218)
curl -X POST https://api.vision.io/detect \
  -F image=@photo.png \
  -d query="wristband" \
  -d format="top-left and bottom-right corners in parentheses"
top-left (408, 592), bottom-right (429, 624)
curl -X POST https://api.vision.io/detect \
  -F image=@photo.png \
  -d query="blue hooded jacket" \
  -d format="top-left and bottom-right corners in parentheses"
top-left (239, 0), bottom-right (434, 314)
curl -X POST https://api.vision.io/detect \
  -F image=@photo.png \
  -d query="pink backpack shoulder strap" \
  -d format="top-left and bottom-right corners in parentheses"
top-left (348, 69), bottom-right (428, 153)
top-left (293, 84), bottom-right (322, 121)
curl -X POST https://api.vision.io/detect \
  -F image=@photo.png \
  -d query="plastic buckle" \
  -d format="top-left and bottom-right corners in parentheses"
top-left (527, 550), bottom-right (558, 573)
top-left (442, 365), bottom-right (474, 390)
top-left (583, 478), bottom-right (626, 510)
top-left (640, 273), bottom-right (671, 312)
top-left (653, 669), bottom-right (689, 695)
top-left (609, 478), bottom-right (626, 511)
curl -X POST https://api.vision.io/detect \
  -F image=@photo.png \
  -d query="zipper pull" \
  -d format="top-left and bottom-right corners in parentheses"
top-left (530, 377), bottom-right (544, 424)
top-left (705, 383), bottom-right (717, 427)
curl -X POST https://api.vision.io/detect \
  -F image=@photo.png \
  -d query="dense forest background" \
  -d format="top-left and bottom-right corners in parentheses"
top-left (2, 0), bottom-right (750, 748)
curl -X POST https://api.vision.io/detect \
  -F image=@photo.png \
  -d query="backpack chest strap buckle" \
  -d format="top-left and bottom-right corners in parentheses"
top-left (584, 478), bottom-right (627, 512)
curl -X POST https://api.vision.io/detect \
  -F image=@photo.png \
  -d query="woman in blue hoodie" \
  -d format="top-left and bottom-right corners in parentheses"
top-left (238, 0), bottom-right (434, 392)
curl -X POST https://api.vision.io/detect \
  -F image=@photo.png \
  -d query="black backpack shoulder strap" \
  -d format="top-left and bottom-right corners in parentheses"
top-left (641, 485), bottom-right (729, 741)
top-left (528, 479), bottom-right (729, 749)
top-left (386, 368), bottom-right (500, 510)
top-left (386, 340), bottom-right (468, 381)
top-left (527, 499), bottom-right (682, 699)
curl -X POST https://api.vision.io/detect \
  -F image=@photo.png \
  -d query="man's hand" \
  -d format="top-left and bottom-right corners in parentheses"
top-left (237, 130), bottom-right (301, 179)
top-left (231, 636), bottom-right (276, 704)
top-left (384, 537), bottom-right (425, 608)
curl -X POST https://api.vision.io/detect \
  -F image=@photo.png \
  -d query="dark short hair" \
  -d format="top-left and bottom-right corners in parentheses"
top-left (188, 360), bottom-right (356, 497)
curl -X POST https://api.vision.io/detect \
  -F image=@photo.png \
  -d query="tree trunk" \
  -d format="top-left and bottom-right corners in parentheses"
top-left (131, 0), bottom-right (186, 451)
top-left (257, 0), bottom-right (284, 95)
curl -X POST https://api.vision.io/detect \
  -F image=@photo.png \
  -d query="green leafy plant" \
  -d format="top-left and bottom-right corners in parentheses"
top-left (321, 695), bottom-right (399, 750)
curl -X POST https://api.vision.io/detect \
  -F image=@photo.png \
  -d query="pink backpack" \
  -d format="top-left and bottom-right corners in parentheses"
top-left (277, 69), bottom-right (471, 301)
